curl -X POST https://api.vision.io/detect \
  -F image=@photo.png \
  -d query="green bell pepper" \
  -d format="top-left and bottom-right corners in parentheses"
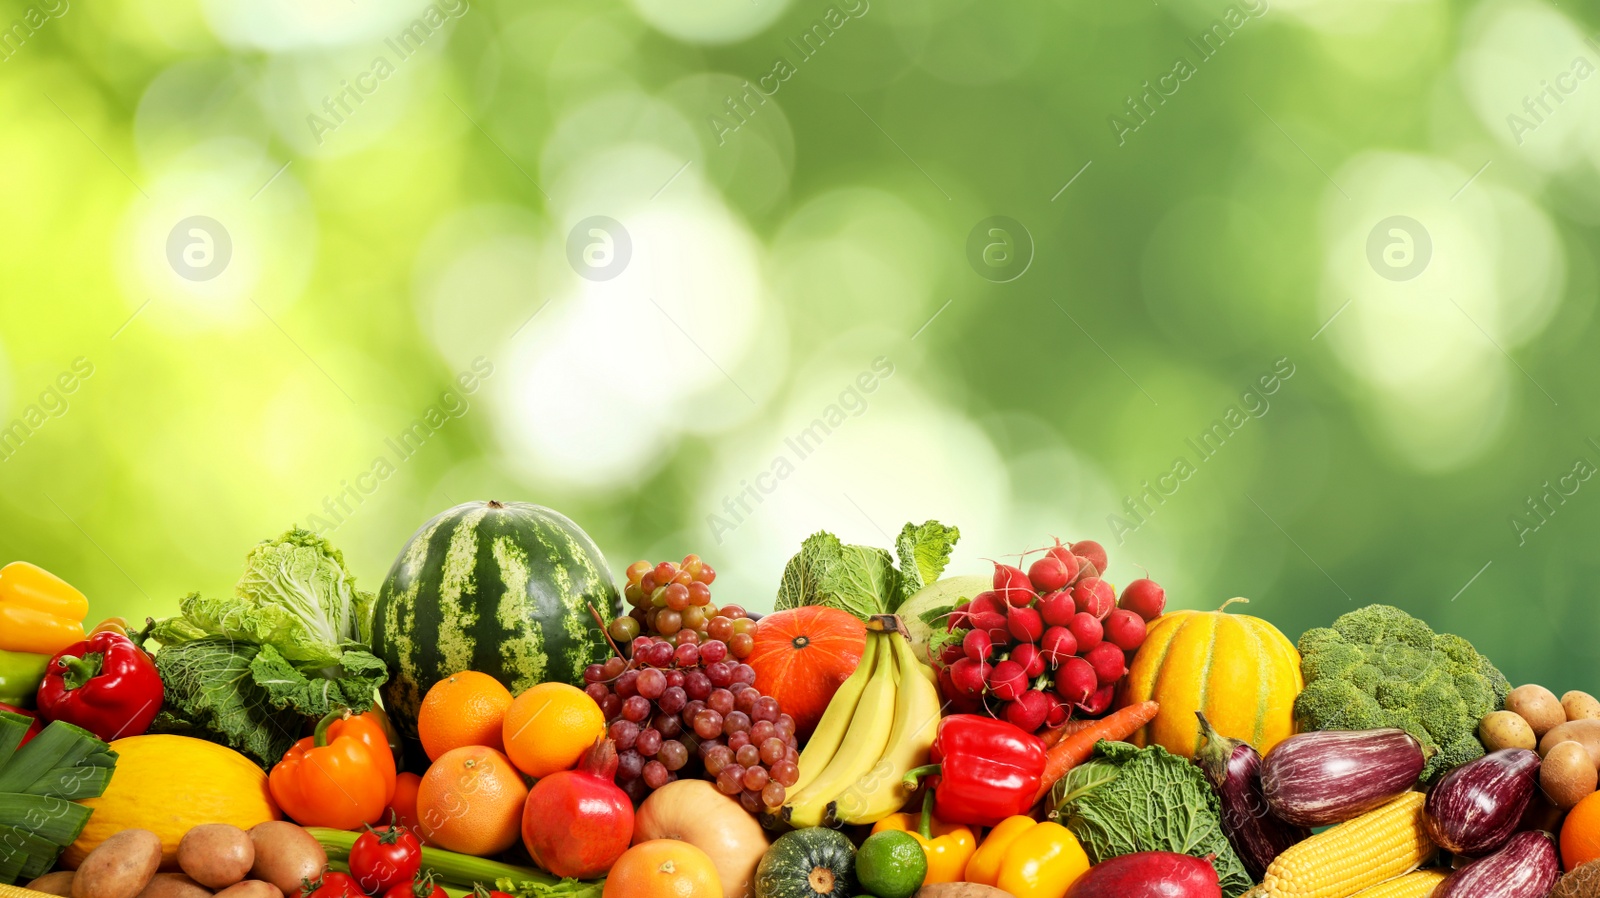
top-left (0, 648), bottom-right (52, 707)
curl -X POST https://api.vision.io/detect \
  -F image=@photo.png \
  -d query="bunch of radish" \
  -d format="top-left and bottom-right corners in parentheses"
top-left (933, 538), bottom-right (1166, 734)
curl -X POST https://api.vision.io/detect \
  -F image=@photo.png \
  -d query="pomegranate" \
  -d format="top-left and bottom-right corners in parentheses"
top-left (521, 738), bottom-right (634, 878)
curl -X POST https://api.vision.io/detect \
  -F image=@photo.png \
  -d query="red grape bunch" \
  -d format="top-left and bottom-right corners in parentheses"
top-left (609, 556), bottom-right (759, 660)
top-left (582, 635), bottom-right (801, 813)
top-left (934, 538), bottom-right (1167, 734)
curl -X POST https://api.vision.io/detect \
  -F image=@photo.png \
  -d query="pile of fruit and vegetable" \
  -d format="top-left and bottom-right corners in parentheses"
top-left (7, 500), bottom-right (1600, 898)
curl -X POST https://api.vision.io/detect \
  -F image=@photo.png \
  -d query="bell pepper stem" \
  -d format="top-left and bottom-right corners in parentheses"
top-left (57, 652), bottom-right (103, 691)
top-left (312, 707), bottom-right (352, 748)
top-left (919, 788), bottom-right (935, 841)
top-left (903, 763), bottom-right (941, 792)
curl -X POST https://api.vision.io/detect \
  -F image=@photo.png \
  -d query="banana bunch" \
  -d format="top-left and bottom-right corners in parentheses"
top-left (783, 616), bottom-right (942, 828)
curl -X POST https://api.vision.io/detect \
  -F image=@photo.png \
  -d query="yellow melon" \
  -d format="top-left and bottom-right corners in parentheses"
top-left (1116, 597), bottom-right (1303, 758)
top-left (63, 734), bottom-right (280, 869)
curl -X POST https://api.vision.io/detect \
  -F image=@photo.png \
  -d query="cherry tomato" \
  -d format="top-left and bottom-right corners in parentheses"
top-left (348, 821), bottom-right (423, 896)
top-left (294, 872), bottom-right (364, 898)
top-left (383, 874), bottom-right (446, 898)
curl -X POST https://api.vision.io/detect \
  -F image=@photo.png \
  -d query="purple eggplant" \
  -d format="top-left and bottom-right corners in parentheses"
top-left (1260, 728), bottom-right (1425, 827)
top-left (1424, 748), bottom-right (1540, 856)
top-left (1433, 831), bottom-right (1560, 898)
top-left (1192, 712), bottom-right (1308, 879)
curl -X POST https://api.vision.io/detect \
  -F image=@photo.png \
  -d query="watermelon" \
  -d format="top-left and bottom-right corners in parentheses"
top-left (371, 500), bottom-right (622, 742)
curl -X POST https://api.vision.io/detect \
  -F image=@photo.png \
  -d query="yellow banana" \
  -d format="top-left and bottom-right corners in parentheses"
top-left (790, 635), bottom-right (879, 797)
top-left (784, 633), bottom-right (899, 828)
top-left (832, 629), bottom-right (943, 824)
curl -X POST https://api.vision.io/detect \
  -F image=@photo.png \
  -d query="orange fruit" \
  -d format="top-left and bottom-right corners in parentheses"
top-left (502, 682), bottom-right (606, 778)
top-left (1563, 790), bottom-right (1600, 870)
top-left (415, 745), bottom-right (528, 856)
top-left (602, 840), bottom-right (722, 898)
top-left (417, 671), bottom-right (513, 760)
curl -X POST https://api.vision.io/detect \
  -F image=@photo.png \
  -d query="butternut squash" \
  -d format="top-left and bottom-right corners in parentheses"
top-left (1116, 597), bottom-right (1303, 757)
top-left (63, 735), bottom-right (280, 869)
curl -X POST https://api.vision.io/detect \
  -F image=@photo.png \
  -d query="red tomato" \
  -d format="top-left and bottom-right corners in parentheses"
top-left (382, 876), bottom-right (446, 898)
top-left (349, 824), bottom-right (423, 896)
top-left (294, 872), bottom-right (364, 898)
top-left (385, 772), bottom-right (422, 833)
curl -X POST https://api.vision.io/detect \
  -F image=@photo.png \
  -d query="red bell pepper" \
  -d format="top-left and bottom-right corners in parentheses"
top-left (903, 714), bottom-right (1047, 827)
top-left (0, 702), bottom-right (43, 746)
top-left (36, 630), bottom-right (163, 742)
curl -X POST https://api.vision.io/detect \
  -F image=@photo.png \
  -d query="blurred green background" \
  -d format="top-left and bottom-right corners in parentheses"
top-left (3, 0), bottom-right (1598, 688)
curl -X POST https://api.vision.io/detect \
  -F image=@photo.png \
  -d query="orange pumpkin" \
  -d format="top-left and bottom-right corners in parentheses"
top-left (747, 607), bottom-right (867, 738)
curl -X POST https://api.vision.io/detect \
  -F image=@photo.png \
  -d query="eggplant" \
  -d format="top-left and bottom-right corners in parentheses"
top-left (1259, 728), bottom-right (1425, 826)
top-left (1192, 712), bottom-right (1308, 878)
top-left (1424, 748), bottom-right (1540, 856)
top-left (1433, 831), bottom-right (1560, 898)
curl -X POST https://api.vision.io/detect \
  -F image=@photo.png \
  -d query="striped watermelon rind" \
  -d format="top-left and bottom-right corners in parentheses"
top-left (371, 500), bottom-right (622, 742)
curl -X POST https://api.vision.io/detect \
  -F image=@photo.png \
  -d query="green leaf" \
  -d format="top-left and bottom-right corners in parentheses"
top-left (250, 644), bottom-right (383, 716)
top-left (1052, 741), bottom-right (1253, 896)
top-left (891, 521), bottom-right (960, 610)
top-left (148, 638), bottom-right (302, 768)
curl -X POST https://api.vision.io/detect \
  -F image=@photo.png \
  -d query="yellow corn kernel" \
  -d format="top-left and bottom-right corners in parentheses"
top-left (1347, 869), bottom-right (1450, 898)
top-left (1256, 792), bottom-right (1437, 898)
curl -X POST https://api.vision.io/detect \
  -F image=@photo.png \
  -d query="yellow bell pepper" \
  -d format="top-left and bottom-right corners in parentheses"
top-left (870, 792), bottom-right (978, 884)
top-left (0, 562), bottom-right (88, 655)
top-left (965, 816), bottom-right (1090, 898)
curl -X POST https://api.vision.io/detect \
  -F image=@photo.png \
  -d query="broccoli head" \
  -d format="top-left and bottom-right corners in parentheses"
top-left (1294, 603), bottom-right (1511, 782)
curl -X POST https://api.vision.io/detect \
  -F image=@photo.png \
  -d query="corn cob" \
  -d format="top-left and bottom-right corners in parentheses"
top-left (1252, 792), bottom-right (1437, 898)
top-left (1347, 869), bottom-right (1449, 898)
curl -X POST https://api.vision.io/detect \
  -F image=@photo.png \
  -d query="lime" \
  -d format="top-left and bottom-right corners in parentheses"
top-left (855, 830), bottom-right (927, 898)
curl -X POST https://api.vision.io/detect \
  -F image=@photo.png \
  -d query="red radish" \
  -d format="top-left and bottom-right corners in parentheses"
top-left (1070, 540), bottom-right (1108, 575)
top-left (949, 658), bottom-right (991, 696)
top-left (1083, 641), bottom-right (1127, 685)
top-left (1040, 627), bottom-right (1078, 665)
top-left (1039, 589), bottom-right (1076, 627)
top-left (1005, 690), bottom-right (1053, 733)
top-left (967, 590), bottom-right (1002, 616)
top-left (1068, 612), bottom-right (1104, 652)
top-left (1104, 608), bottom-right (1148, 651)
top-left (937, 666), bottom-right (959, 699)
top-left (1028, 555), bottom-right (1073, 593)
top-left (1055, 657), bottom-right (1097, 704)
top-left (1072, 578), bottom-right (1116, 620)
top-left (1063, 851), bottom-right (1221, 898)
top-left (1078, 684), bottom-right (1115, 715)
top-left (946, 601), bottom-right (971, 631)
top-left (1007, 605), bottom-right (1044, 643)
top-left (988, 659), bottom-right (1027, 701)
top-left (1046, 698), bottom-right (1070, 727)
top-left (970, 609), bottom-right (1008, 634)
top-left (940, 643), bottom-right (966, 667)
top-left (520, 738), bottom-right (634, 879)
top-left (1011, 643), bottom-right (1046, 678)
top-left (1119, 579), bottom-right (1166, 621)
top-left (993, 563), bottom-right (1036, 607)
top-left (963, 628), bottom-right (994, 662)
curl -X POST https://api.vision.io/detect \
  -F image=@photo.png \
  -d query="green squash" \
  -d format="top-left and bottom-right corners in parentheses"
top-left (756, 828), bottom-right (857, 898)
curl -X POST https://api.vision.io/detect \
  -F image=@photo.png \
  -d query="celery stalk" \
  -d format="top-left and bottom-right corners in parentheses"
top-left (306, 829), bottom-right (603, 897)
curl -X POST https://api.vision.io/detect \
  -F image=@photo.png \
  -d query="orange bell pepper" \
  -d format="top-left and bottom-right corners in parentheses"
top-left (870, 791), bottom-right (978, 884)
top-left (966, 815), bottom-right (1090, 898)
top-left (270, 708), bottom-right (397, 830)
top-left (0, 562), bottom-right (88, 655)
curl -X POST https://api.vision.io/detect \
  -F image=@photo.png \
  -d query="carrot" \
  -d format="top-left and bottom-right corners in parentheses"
top-left (1039, 717), bottom-right (1099, 748)
top-left (1034, 700), bottom-right (1159, 802)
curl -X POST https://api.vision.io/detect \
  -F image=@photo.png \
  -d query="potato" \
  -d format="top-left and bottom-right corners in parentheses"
top-left (213, 882), bottom-right (283, 898)
top-left (134, 874), bottom-right (211, 898)
top-left (1543, 740), bottom-right (1599, 809)
top-left (72, 828), bottom-right (163, 898)
top-left (28, 872), bottom-right (77, 897)
top-left (918, 885), bottom-right (1017, 898)
top-left (246, 823), bottom-right (325, 896)
top-left (1481, 710), bottom-right (1538, 752)
top-left (179, 825), bottom-right (255, 889)
top-left (1540, 719), bottom-right (1600, 766)
top-left (1564, 691), bottom-right (1600, 722)
top-left (1507, 685), bottom-right (1565, 737)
